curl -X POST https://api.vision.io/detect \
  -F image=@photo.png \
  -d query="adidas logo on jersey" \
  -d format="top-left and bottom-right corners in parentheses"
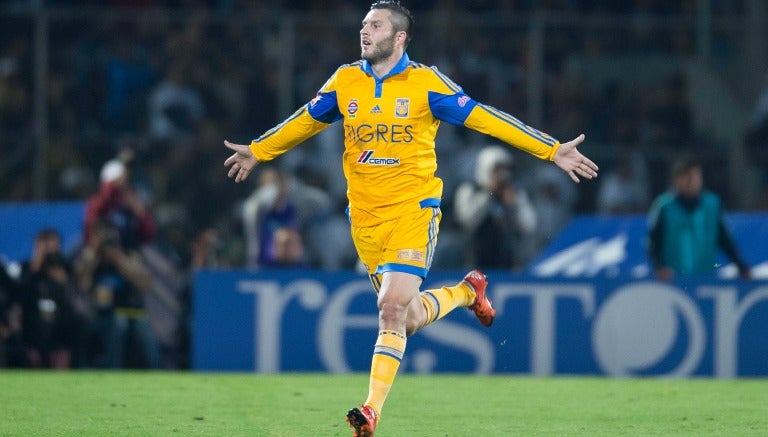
top-left (370, 105), bottom-right (382, 114)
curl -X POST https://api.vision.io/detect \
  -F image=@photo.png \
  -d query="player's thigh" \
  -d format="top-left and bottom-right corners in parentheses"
top-left (378, 271), bottom-right (423, 309)
top-left (351, 219), bottom-right (396, 293)
top-left (352, 206), bottom-right (442, 292)
top-left (379, 206), bottom-right (442, 279)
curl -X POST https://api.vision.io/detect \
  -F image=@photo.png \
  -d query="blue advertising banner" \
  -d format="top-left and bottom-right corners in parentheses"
top-left (0, 201), bottom-right (85, 263)
top-left (193, 270), bottom-right (768, 377)
top-left (526, 213), bottom-right (768, 279)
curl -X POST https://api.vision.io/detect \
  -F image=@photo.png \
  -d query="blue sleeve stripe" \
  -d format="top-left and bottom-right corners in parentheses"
top-left (308, 90), bottom-right (343, 123)
top-left (255, 106), bottom-right (308, 142)
top-left (430, 68), bottom-right (461, 93)
top-left (479, 104), bottom-right (557, 147)
top-left (376, 263), bottom-right (428, 279)
top-left (418, 197), bottom-right (441, 208)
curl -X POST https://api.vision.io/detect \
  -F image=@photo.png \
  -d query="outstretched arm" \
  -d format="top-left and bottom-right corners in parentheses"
top-left (553, 134), bottom-right (599, 183)
top-left (223, 85), bottom-right (342, 184)
top-left (439, 98), bottom-right (598, 182)
top-left (224, 140), bottom-right (260, 183)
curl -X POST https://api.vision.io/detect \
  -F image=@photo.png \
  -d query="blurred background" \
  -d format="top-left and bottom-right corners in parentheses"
top-left (1, 0), bottom-right (767, 373)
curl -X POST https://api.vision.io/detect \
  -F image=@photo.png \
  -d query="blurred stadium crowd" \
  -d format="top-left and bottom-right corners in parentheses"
top-left (1, 0), bottom-right (767, 368)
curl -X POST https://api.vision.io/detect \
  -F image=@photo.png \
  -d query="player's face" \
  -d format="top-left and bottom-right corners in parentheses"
top-left (360, 9), bottom-right (398, 64)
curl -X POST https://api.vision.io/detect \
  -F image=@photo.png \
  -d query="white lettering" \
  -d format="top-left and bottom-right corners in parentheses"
top-left (592, 282), bottom-right (705, 377)
top-left (317, 280), bottom-right (378, 372)
top-left (415, 321), bottom-right (495, 374)
top-left (492, 283), bottom-right (595, 375)
top-left (238, 279), bottom-right (326, 372)
top-left (699, 285), bottom-right (768, 378)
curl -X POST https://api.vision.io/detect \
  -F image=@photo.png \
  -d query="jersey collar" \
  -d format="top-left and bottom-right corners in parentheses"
top-left (361, 52), bottom-right (410, 80)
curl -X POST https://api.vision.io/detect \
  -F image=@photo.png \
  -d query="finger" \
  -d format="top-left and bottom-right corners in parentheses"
top-left (236, 168), bottom-right (250, 183)
top-left (577, 166), bottom-right (595, 179)
top-left (567, 170), bottom-right (580, 184)
top-left (224, 140), bottom-right (243, 152)
top-left (224, 152), bottom-right (239, 167)
top-left (577, 162), bottom-right (597, 178)
top-left (581, 156), bottom-right (599, 172)
top-left (228, 163), bottom-right (240, 178)
top-left (564, 133), bottom-right (585, 148)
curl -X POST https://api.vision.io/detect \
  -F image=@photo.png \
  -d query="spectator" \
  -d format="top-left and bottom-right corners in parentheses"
top-left (73, 220), bottom-right (161, 368)
top-left (17, 252), bottom-right (80, 369)
top-left (188, 228), bottom-right (225, 270)
top-left (147, 59), bottom-right (205, 146)
top-left (454, 145), bottom-right (538, 270)
top-left (241, 166), bottom-right (332, 269)
top-left (84, 153), bottom-right (156, 251)
top-left (648, 74), bottom-right (693, 147)
top-left (596, 153), bottom-right (650, 215)
top-left (647, 156), bottom-right (751, 280)
top-left (18, 228), bottom-right (64, 283)
top-left (241, 167), bottom-right (299, 269)
top-left (270, 227), bottom-right (306, 267)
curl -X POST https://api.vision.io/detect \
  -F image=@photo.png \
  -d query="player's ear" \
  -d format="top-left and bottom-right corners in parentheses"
top-left (395, 30), bottom-right (407, 45)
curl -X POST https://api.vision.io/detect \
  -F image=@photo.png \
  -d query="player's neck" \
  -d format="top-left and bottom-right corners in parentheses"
top-left (370, 50), bottom-right (404, 78)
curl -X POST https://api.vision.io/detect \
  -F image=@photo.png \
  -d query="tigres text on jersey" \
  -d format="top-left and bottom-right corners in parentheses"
top-left (249, 53), bottom-right (560, 227)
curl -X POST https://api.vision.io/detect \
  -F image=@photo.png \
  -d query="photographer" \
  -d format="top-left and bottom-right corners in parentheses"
top-left (84, 153), bottom-right (156, 252)
top-left (454, 145), bottom-right (538, 270)
top-left (73, 220), bottom-right (160, 368)
top-left (17, 252), bottom-right (80, 368)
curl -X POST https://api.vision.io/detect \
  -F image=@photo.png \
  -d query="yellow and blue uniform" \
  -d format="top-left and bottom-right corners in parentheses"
top-left (250, 53), bottom-right (560, 279)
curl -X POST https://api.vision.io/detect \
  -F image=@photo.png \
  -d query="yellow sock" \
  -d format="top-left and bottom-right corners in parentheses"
top-left (364, 330), bottom-right (406, 416)
top-left (420, 283), bottom-right (476, 327)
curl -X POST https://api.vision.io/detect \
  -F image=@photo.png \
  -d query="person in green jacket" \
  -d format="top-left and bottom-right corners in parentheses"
top-left (647, 156), bottom-right (751, 280)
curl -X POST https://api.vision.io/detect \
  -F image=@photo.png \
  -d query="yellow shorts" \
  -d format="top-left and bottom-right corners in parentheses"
top-left (352, 204), bottom-right (441, 292)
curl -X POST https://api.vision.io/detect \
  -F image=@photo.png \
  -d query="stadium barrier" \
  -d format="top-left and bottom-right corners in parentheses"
top-left (193, 270), bottom-right (768, 377)
top-left (1, 203), bottom-right (765, 377)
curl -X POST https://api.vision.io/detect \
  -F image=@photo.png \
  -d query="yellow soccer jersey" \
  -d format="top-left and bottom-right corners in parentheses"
top-left (249, 53), bottom-right (561, 227)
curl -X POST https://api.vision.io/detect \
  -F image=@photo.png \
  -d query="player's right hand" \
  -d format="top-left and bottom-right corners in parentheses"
top-left (224, 140), bottom-right (260, 183)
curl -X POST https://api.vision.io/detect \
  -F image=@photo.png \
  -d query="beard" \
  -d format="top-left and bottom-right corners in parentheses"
top-left (362, 34), bottom-right (396, 65)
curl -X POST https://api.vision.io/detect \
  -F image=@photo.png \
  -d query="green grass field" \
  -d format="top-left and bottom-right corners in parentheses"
top-left (1, 371), bottom-right (766, 436)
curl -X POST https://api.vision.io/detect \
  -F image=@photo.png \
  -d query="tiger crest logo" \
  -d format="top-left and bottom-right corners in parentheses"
top-left (395, 98), bottom-right (410, 118)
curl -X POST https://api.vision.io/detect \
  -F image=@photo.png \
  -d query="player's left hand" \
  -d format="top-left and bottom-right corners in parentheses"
top-left (224, 140), bottom-right (260, 183)
top-left (553, 134), bottom-right (599, 183)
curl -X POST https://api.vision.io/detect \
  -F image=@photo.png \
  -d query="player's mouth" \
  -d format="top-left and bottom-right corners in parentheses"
top-left (361, 39), bottom-right (372, 49)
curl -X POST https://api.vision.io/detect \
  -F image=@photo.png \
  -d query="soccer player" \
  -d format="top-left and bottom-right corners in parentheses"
top-left (223, 1), bottom-right (598, 435)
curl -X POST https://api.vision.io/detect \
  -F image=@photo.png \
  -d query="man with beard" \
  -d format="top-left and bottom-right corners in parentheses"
top-left (223, 2), bottom-right (599, 435)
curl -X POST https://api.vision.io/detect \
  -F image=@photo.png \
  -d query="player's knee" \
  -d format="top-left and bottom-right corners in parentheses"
top-left (377, 300), bottom-right (408, 325)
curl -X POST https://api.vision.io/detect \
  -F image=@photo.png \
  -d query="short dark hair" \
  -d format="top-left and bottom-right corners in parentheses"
top-left (370, 1), bottom-right (414, 47)
top-left (36, 228), bottom-right (61, 242)
top-left (671, 155), bottom-right (702, 178)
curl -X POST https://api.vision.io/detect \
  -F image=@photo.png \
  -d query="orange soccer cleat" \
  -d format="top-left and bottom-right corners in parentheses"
top-left (346, 405), bottom-right (378, 437)
top-left (464, 270), bottom-right (495, 327)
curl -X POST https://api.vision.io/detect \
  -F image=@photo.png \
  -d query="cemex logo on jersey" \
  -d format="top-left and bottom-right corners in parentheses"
top-left (357, 150), bottom-right (400, 166)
